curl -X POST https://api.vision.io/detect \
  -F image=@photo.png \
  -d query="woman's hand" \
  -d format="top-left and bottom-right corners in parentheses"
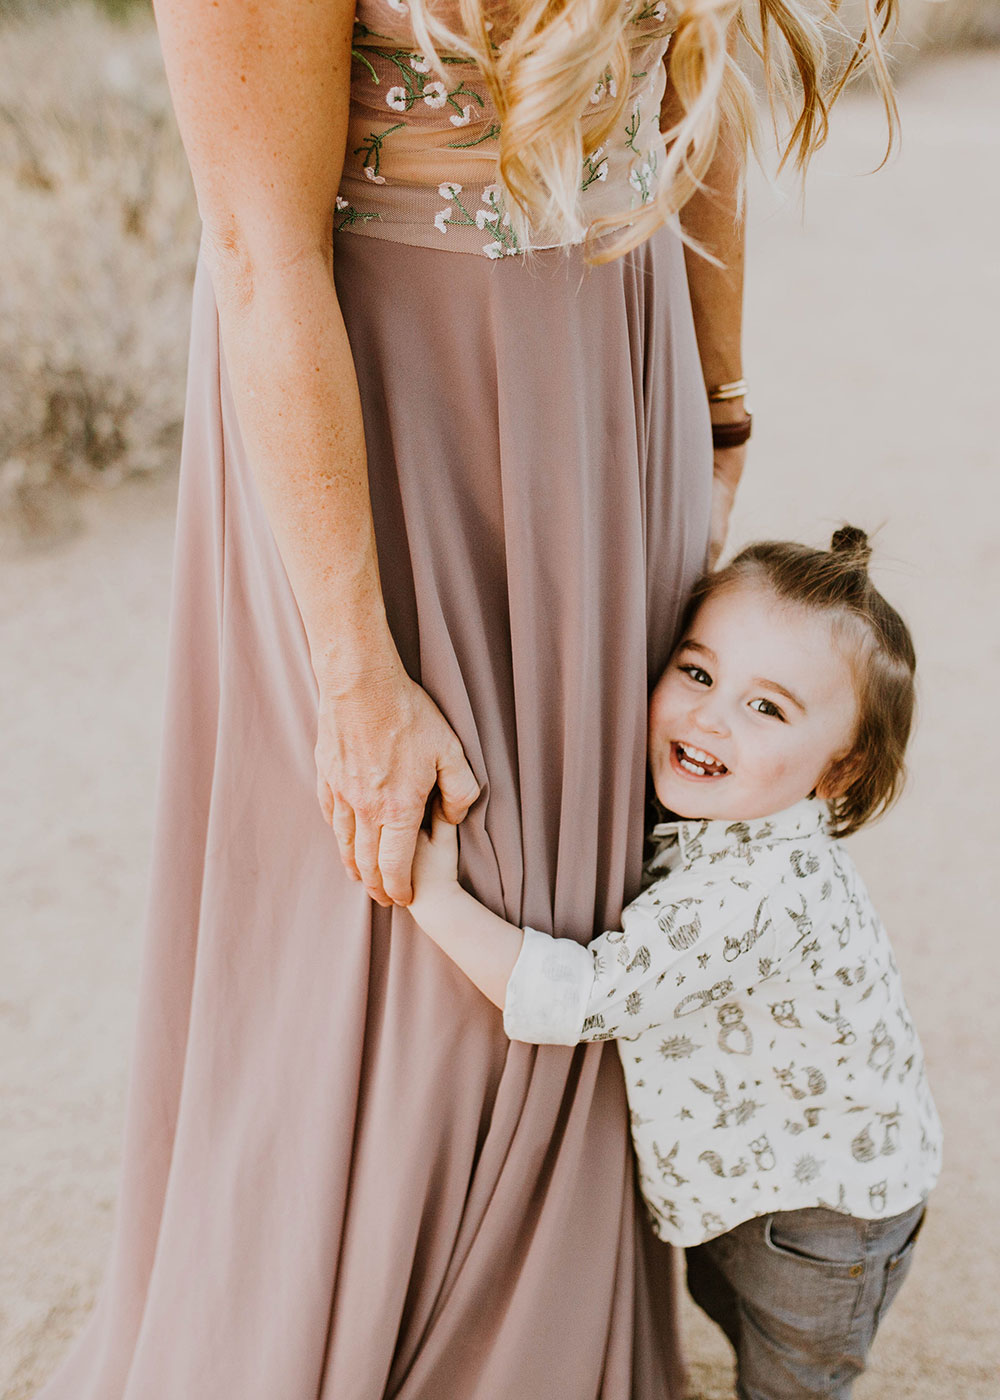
top-left (708, 442), bottom-right (747, 568)
top-left (315, 664), bottom-right (479, 908)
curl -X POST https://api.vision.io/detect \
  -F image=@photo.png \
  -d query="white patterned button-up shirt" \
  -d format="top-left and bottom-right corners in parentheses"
top-left (503, 799), bottom-right (942, 1245)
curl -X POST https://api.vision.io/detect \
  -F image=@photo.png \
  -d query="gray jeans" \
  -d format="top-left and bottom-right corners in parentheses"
top-left (685, 1202), bottom-right (926, 1399)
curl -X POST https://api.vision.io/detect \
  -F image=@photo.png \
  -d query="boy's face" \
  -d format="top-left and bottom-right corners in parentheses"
top-left (648, 584), bottom-right (859, 823)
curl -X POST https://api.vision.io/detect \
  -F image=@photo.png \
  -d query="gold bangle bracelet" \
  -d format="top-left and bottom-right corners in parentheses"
top-left (707, 379), bottom-right (748, 403)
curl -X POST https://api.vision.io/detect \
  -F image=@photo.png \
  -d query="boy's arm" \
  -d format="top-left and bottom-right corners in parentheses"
top-left (409, 815), bottom-right (775, 1047)
top-left (409, 813), bottom-right (594, 1036)
top-left (410, 880), bottom-right (524, 1011)
top-left (408, 815), bottom-right (624, 1044)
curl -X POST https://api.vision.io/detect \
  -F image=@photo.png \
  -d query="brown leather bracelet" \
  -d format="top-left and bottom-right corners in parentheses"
top-left (711, 413), bottom-right (752, 449)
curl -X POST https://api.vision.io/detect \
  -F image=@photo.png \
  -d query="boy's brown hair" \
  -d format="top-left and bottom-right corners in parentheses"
top-left (684, 526), bottom-right (917, 838)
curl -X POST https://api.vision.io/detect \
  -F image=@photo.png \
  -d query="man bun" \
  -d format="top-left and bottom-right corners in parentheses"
top-left (830, 525), bottom-right (872, 569)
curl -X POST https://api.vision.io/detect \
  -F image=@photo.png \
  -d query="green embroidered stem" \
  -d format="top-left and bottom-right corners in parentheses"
top-left (440, 189), bottom-right (519, 253)
top-left (355, 123), bottom-right (405, 177)
top-left (581, 151), bottom-right (609, 192)
top-left (351, 49), bottom-right (380, 84)
top-left (448, 121), bottom-right (501, 150)
top-left (335, 205), bottom-right (381, 230)
top-left (445, 82), bottom-right (485, 115)
top-left (625, 109), bottom-right (641, 155)
top-left (441, 190), bottom-right (480, 229)
top-left (629, 146), bottom-right (659, 204)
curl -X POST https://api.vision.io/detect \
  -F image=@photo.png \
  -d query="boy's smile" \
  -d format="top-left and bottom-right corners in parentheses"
top-left (649, 584), bottom-right (860, 822)
top-left (671, 740), bottom-right (728, 778)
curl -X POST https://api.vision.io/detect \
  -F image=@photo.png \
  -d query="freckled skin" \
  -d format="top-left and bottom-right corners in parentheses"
top-left (648, 584), bottom-right (859, 823)
top-left (153, 0), bottom-right (483, 906)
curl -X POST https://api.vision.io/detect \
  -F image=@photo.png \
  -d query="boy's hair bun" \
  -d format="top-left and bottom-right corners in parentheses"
top-left (830, 524), bottom-right (872, 569)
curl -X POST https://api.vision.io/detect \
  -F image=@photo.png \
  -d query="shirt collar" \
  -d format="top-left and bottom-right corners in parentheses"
top-left (648, 797), bottom-right (831, 868)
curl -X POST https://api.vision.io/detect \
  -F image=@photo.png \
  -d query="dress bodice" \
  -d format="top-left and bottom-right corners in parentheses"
top-left (336, 0), bottom-right (674, 257)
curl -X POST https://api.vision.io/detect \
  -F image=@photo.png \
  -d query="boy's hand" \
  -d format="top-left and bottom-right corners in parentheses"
top-left (410, 807), bottom-right (460, 918)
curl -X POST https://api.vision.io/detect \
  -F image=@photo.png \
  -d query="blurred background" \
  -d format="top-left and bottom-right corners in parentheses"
top-left (1, 2), bottom-right (998, 1398)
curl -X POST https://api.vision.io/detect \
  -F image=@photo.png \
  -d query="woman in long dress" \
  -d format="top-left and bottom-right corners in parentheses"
top-left (34, 0), bottom-right (894, 1395)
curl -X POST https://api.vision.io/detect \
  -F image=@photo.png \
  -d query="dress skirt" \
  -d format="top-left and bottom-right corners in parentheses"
top-left (36, 223), bottom-right (713, 1399)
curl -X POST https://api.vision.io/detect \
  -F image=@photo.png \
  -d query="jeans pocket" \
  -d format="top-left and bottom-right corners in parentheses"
top-left (764, 1211), bottom-right (866, 1280)
top-left (874, 1206), bottom-right (926, 1326)
top-left (729, 1214), bottom-right (867, 1362)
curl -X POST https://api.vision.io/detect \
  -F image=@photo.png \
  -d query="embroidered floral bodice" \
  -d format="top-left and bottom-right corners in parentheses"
top-left (335, 0), bottom-right (675, 257)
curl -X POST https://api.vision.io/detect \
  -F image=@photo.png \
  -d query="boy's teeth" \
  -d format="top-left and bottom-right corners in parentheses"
top-left (677, 742), bottom-right (726, 777)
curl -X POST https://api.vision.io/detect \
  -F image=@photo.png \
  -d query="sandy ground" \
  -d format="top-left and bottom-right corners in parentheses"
top-left (2, 47), bottom-right (999, 1400)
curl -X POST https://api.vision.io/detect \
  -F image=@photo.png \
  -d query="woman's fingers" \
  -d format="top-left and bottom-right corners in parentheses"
top-left (318, 777), bottom-right (335, 827)
top-left (436, 746), bottom-right (480, 825)
top-left (316, 674), bottom-right (479, 907)
top-left (331, 794), bottom-right (413, 906)
top-left (353, 814), bottom-right (391, 907)
top-left (331, 797), bottom-right (361, 882)
top-left (377, 818), bottom-right (420, 906)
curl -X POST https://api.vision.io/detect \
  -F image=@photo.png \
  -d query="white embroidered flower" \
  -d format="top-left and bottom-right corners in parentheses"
top-left (438, 181), bottom-right (462, 198)
top-left (483, 241), bottom-right (505, 259)
top-left (423, 81), bottom-right (448, 108)
top-left (386, 0), bottom-right (408, 11)
top-left (653, 2), bottom-right (668, 19)
top-left (409, 52), bottom-right (430, 72)
top-left (596, 161), bottom-right (609, 181)
top-left (589, 82), bottom-right (603, 105)
top-left (475, 208), bottom-right (493, 230)
top-left (335, 196), bottom-right (349, 210)
top-left (434, 206), bottom-right (452, 233)
top-left (364, 166), bottom-right (386, 184)
top-left (385, 86), bottom-right (409, 112)
top-left (481, 184), bottom-right (501, 204)
top-left (629, 160), bottom-right (653, 191)
top-left (449, 105), bottom-right (474, 128)
top-left (607, 76), bottom-right (618, 98)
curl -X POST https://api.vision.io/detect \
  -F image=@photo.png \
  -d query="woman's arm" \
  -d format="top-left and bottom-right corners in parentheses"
top-left (661, 27), bottom-right (748, 566)
top-left (154, 0), bottom-right (478, 906)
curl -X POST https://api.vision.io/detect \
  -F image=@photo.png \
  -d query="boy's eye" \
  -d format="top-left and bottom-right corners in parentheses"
top-left (749, 697), bottom-right (786, 721)
top-left (679, 663), bottom-right (712, 686)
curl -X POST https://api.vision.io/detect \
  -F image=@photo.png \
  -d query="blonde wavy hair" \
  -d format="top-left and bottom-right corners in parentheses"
top-left (405, 0), bottom-right (899, 261)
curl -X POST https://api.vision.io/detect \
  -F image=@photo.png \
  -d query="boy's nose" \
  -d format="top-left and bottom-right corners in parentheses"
top-left (690, 702), bottom-right (730, 739)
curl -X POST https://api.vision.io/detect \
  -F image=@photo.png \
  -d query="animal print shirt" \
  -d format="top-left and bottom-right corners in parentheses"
top-left (504, 799), bottom-right (942, 1245)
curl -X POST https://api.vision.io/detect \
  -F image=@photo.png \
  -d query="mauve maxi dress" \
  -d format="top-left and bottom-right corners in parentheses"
top-left (36, 3), bottom-right (712, 1397)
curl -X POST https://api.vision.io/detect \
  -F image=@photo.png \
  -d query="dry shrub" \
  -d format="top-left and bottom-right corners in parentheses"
top-left (0, 1), bottom-right (198, 539)
top-left (898, 0), bottom-right (1000, 54)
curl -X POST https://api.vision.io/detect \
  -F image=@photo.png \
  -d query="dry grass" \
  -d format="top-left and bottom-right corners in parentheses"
top-left (0, 2), bottom-right (198, 543)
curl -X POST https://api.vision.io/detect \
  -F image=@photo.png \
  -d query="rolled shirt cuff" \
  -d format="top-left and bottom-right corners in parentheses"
top-left (502, 926), bottom-right (595, 1045)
